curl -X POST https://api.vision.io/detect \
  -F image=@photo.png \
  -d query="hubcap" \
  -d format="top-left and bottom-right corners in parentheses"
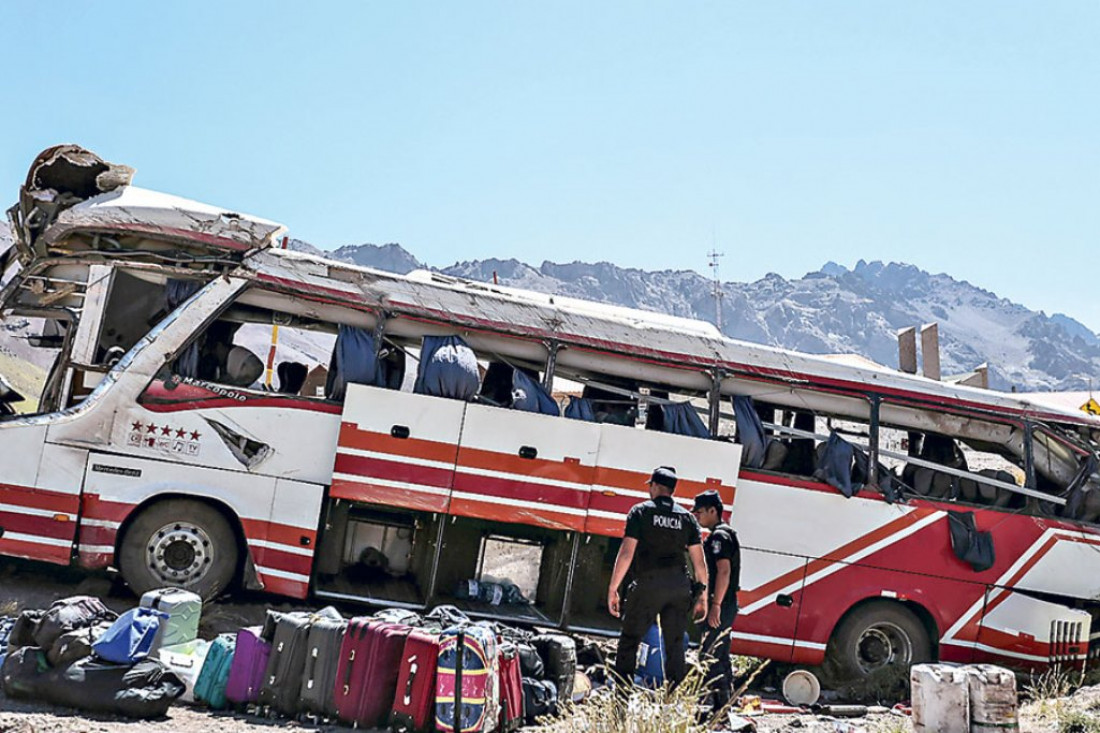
top-left (146, 521), bottom-right (214, 585)
top-left (855, 621), bottom-right (913, 675)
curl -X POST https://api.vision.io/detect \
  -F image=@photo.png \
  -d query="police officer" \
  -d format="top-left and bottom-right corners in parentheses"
top-left (608, 466), bottom-right (709, 689)
top-left (691, 489), bottom-right (741, 710)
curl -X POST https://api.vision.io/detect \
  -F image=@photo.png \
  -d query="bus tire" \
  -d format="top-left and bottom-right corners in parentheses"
top-left (823, 601), bottom-right (931, 683)
top-left (118, 498), bottom-right (239, 601)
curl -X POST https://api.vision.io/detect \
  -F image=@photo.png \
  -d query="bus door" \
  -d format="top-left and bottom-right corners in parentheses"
top-left (0, 424), bottom-right (81, 565)
top-left (331, 384), bottom-right (465, 514)
top-left (451, 403), bottom-right (600, 531)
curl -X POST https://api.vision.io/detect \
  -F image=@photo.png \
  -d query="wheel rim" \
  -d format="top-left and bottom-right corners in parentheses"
top-left (855, 621), bottom-right (913, 674)
top-left (146, 521), bottom-right (214, 586)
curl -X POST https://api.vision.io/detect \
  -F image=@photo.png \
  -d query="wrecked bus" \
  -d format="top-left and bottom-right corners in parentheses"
top-left (2, 146), bottom-right (1100, 682)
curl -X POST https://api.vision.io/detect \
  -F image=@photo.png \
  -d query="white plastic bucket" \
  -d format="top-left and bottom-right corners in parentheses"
top-left (782, 669), bottom-right (821, 706)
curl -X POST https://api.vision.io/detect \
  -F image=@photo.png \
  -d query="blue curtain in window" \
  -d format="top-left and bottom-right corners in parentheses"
top-left (167, 279), bottom-right (203, 378)
top-left (815, 431), bottom-right (856, 498)
top-left (732, 395), bottom-right (767, 468)
top-left (658, 402), bottom-right (710, 438)
top-left (326, 325), bottom-right (382, 401)
top-left (564, 396), bottom-right (596, 422)
top-left (413, 335), bottom-right (480, 400)
top-left (511, 369), bottom-right (560, 416)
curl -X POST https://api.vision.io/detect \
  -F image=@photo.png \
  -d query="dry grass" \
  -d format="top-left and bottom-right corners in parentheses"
top-left (537, 661), bottom-right (733, 733)
top-left (1026, 666), bottom-right (1084, 702)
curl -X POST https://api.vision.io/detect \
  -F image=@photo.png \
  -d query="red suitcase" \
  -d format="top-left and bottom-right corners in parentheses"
top-left (390, 629), bottom-right (441, 733)
top-left (334, 618), bottom-right (380, 724)
top-left (498, 642), bottom-right (525, 733)
top-left (334, 619), bottom-right (412, 728)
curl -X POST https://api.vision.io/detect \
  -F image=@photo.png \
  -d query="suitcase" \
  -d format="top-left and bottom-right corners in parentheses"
top-left (334, 619), bottom-right (412, 727)
top-left (156, 638), bottom-right (211, 703)
top-left (194, 632), bottom-right (236, 709)
top-left (259, 610), bottom-right (313, 715)
top-left (334, 617), bottom-right (380, 724)
top-left (299, 614), bottom-right (348, 719)
top-left (225, 626), bottom-right (270, 707)
top-left (436, 624), bottom-right (499, 733)
top-left (391, 629), bottom-right (441, 733)
top-left (498, 642), bottom-right (524, 732)
top-left (141, 588), bottom-right (202, 652)
top-left (532, 633), bottom-right (576, 702)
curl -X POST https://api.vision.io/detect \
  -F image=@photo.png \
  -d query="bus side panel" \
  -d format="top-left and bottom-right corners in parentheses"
top-left (969, 589), bottom-right (1090, 671)
top-left (76, 453), bottom-right (312, 599)
top-left (332, 386), bottom-right (464, 514)
top-left (586, 424), bottom-right (740, 537)
top-left (0, 426), bottom-right (76, 566)
top-left (243, 478), bottom-right (324, 599)
top-left (451, 404), bottom-right (600, 531)
top-left (731, 548), bottom-right (806, 663)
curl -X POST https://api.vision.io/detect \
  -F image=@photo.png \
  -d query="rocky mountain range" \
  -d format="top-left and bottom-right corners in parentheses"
top-left (292, 239), bottom-right (1099, 393)
top-left (2, 221), bottom-right (1097, 392)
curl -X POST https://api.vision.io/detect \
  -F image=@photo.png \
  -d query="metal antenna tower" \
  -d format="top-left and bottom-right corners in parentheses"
top-left (708, 247), bottom-right (725, 332)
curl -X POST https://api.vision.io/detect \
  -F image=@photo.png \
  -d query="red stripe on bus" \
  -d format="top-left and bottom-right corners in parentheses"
top-left (248, 544), bottom-right (313, 577)
top-left (0, 484), bottom-right (80, 514)
top-left (260, 576), bottom-right (309, 600)
top-left (334, 452), bottom-right (454, 489)
top-left (452, 472), bottom-right (589, 511)
top-left (239, 518), bottom-right (317, 550)
top-left (0, 537), bottom-right (70, 565)
top-left (0, 510), bottom-right (76, 541)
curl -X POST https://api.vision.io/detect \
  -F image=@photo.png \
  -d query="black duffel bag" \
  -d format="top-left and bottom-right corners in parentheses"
top-left (522, 677), bottom-right (559, 723)
top-left (33, 596), bottom-right (117, 650)
top-left (2, 646), bottom-right (184, 719)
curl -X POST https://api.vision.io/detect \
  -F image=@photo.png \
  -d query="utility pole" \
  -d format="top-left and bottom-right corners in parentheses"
top-left (708, 247), bottom-right (725, 333)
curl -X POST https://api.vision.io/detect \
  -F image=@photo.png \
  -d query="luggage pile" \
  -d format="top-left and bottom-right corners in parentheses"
top-left (1, 591), bottom-right (584, 729)
top-left (0, 590), bottom-right (200, 719)
top-left (228, 603), bottom-right (578, 731)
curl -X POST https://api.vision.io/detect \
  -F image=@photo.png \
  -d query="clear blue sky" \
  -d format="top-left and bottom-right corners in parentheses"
top-left (2, 3), bottom-right (1098, 328)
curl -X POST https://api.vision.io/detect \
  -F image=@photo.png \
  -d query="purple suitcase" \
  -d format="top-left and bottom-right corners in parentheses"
top-left (225, 626), bottom-right (270, 707)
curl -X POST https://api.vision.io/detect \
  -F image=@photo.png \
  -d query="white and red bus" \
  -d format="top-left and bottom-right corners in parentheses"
top-left (2, 146), bottom-right (1099, 681)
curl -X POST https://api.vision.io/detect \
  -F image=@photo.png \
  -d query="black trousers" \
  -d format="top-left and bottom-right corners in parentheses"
top-left (614, 568), bottom-right (692, 688)
top-left (700, 602), bottom-right (738, 708)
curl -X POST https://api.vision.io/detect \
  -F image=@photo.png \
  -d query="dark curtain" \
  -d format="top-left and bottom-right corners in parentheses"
top-left (564, 396), bottom-right (596, 422)
top-left (511, 368), bottom-right (560, 416)
top-left (413, 335), bottom-right (480, 400)
top-left (733, 395), bottom-right (767, 468)
top-left (167, 279), bottom-right (203, 378)
top-left (656, 402), bottom-right (710, 438)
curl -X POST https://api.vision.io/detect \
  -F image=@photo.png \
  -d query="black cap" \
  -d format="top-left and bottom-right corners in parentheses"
top-left (649, 466), bottom-right (678, 492)
top-left (692, 490), bottom-right (724, 513)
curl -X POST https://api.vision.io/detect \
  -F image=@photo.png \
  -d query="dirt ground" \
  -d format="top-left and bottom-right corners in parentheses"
top-left (2, 558), bottom-right (1098, 732)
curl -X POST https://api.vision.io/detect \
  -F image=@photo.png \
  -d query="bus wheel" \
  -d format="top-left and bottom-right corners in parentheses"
top-left (823, 601), bottom-right (931, 683)
top-left (118, 499), bottom-right (239, 601)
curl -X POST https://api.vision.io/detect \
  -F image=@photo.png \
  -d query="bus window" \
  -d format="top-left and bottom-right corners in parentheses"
top-left (879, 401), bottom-right (1028, 509)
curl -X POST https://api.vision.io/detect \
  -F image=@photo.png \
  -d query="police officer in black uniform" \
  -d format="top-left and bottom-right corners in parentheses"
top-left (692, 489), bottom-right (741, 710)
top-left (608, 466), bottom-right (709, 689)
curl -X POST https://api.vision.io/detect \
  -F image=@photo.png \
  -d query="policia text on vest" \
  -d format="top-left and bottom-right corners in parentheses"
top-left (607, 466), bottom-right (710, 688)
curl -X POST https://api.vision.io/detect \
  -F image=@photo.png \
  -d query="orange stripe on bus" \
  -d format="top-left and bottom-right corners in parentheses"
top-left (338, 422), bottom-right (459, 465)
top-left (456, 446), bottom-right (595, 485)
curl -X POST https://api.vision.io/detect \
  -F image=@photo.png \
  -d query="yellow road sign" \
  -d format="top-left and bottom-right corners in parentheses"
top-left (1082, 398), bottom-right (1100, 416)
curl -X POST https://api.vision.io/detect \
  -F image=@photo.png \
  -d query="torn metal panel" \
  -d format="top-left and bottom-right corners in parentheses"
top-left (7, 145), bottom-right (284, 265)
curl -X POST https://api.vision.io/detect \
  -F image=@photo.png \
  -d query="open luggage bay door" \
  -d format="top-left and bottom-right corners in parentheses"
top-left (586, 424), bottom-right (741, 536)
top-left (331, 385), bottom-right (465, 513)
